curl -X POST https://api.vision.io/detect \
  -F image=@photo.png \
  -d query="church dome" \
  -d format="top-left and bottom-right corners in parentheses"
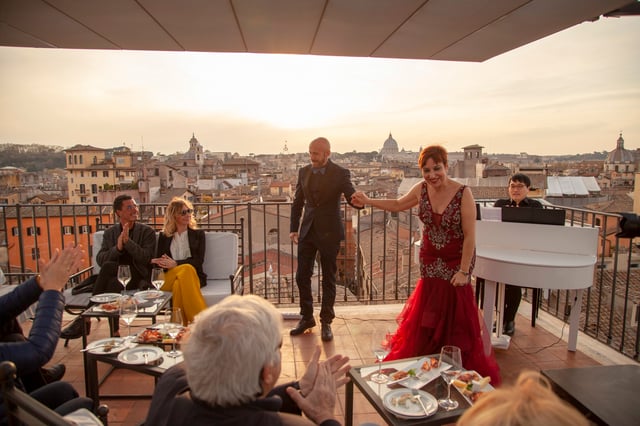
top-left (380, 133), bottom-right (399, 155)
top-left (606, 133), bottom-right (634, 163)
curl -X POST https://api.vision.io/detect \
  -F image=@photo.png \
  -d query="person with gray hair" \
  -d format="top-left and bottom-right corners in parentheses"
top-left (145, 294), bottom-right (349, 425)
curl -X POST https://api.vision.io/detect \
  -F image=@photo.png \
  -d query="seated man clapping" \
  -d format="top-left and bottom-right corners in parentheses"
top-left (146, 294), bottom-right (349, 426)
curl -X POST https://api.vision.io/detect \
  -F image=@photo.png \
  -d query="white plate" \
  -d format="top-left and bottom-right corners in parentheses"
top-left (117, 346), bottom-right (164, 365)
top-left (84, 337), bottom-right (128, 355)
top-left (383, 388), bottom-right (438, 419)
top-left (134, 290), bottom-right (163, 300)
top-left (387, 356), bottom-right (450, 389)
top-left (453, 370), bottom-right (495, 405)
top-left (89, 293), bottom-right (121, 303)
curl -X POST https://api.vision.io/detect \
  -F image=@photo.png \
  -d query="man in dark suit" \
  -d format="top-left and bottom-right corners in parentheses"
top-left (494, 173), bottom-right (542, 336)
top-left (289, 137), bottom-right (362, 341)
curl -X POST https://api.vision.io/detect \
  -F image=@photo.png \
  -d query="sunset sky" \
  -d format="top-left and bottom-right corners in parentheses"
top-left (0, 15), bottom-right (638, 157)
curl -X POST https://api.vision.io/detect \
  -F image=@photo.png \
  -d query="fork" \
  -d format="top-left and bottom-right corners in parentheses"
top-left (411, 389), bottom-right (430, 416)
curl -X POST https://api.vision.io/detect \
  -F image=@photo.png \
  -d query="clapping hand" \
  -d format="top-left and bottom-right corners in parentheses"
top-left (288, 345), bottom-right (350, 424)
top-left (38, 245), bottom-right (85, 291)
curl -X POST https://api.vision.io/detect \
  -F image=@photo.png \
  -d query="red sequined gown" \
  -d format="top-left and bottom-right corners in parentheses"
top-left (385, 183), bottom-right (501, 386)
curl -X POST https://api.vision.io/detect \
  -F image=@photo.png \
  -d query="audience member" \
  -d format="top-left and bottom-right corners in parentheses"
top-left (456, 370), bottom-right (589, 426)
top-left (151, 197), bottom-right (207, 324)
top-left (61, 194), bottom-right (156, 338)
top-left (146, 294), bottom-right (349, 425)
top-left (0, 245), bottom-right (94, 422)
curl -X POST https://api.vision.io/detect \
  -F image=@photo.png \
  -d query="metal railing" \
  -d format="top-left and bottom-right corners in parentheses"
top-left (0, 201), bottom-right (637, 361)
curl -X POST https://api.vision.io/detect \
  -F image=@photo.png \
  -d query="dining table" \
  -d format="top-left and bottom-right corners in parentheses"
top-left (345, 356), bottom-right (475, 426)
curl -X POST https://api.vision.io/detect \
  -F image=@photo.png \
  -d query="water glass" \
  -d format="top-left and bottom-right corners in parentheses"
top-left (117, 265), bottom-right (131, 293)
top-left (165, 307), bottom-right (183, 358)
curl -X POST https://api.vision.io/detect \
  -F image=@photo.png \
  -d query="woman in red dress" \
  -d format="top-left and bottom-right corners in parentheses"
top-left (352, 145), bottom-right (501, 385)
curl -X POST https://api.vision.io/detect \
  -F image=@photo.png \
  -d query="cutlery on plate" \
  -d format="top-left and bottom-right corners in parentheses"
top-left (81, 343), bottom-right (123, 352)
top-left (411, 389), bottom-right (430, 416)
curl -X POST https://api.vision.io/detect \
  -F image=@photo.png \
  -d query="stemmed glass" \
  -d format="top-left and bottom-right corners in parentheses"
top-left (119, 295), bottom-right (138, 341)
top-left (117, 265), bottom-right (131, 294)
top-left (438, 345), bottom-right (463, 411)
top-left (150, 267), bottom-right (165, 298)
top-left (370, 328), bottom-right (392, 384)
top-left (165, 307), bottom-right (184, 358)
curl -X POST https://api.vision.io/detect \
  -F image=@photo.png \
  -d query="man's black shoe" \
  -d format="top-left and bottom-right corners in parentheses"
top-left (290, 318), bottom-right (316, 336)
top-left (60, 316), bottom-right (91, 340)
top-left (503, 321), bottom-right (515, 336)
top-left (41, 364), bottom-right (66, 384)
top-left (321, 323), bottom-right (333, 342)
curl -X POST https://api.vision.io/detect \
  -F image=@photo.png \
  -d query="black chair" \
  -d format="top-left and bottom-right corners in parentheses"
top-left (0, 361), bottom-right (108, 425)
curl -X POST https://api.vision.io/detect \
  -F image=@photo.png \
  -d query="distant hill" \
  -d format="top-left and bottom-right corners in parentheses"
top-left (0, 143), bottom-right (66, 171)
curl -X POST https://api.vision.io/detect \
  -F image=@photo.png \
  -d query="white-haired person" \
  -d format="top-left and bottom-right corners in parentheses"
top-left (151, 197), bottom-right (207, 325)
top-left (145, 294), bottom-right (349, 426)
top-left (456, 370), bottom-right (589, 426)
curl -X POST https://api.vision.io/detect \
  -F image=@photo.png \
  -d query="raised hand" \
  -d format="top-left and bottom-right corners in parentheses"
top-left (38, 245), bottom-right (85, 291)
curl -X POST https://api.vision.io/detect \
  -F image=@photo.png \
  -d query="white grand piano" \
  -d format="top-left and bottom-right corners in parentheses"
top-left (474, 219), bottom-right (599, 351)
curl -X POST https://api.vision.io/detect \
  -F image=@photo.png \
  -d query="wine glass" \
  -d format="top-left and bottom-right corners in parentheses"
top-left (150, 267), bottom-right (165, 297)
top-left (438, 345), bottom-right (463, 411)
top-left (119, 295), bottom-right (138, 341)
top-left (117, 265), bottom-right (131, 294)
top-left (370, 328), bottom-right (392, 384)
top-left (165, 307), bottom-right (184, 358)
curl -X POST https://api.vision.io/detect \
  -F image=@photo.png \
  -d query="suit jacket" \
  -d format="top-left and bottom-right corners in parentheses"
top-left (96, 222), bottom-right (156, 287)
top-left (290, 159), bottom-right (360, 243)
top-left (156, 228), bottom-right (207, 288)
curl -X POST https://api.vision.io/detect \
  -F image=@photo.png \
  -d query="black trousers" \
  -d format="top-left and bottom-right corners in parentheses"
top-left (295, 228), bottom-right (340, 324)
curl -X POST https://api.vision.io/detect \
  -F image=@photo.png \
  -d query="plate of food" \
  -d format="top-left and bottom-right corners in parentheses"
top-left (452, 370), bottom-right (494, 404)
top-left (383, 388), bottom-right (438, 419)
top-left (93, 301), bottom-right (120, 313)
top-left (135, 325), bottom-right (187, 344)
top-left (84, 337), bottom-right (128, 355)
top-left (134, 290), bottom-right (164, 300)
top-left (386, 356), bottom-right (450, 389)
top-left (117, 346), bottom-right (164, 365)
top-left (89, 293), bottom-right (121, 304)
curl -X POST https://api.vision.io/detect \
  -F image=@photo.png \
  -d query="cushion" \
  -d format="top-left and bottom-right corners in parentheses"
top-left (202, 232), bottom-right (238, 280)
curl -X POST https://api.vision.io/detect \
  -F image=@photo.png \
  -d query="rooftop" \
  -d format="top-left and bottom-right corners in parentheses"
top-left (28, 300), bottom-right (631, 426)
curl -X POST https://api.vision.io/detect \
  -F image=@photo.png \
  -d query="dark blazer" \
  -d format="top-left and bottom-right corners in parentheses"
top-left (156, 228), bottom-right (207, 288)
top-left (96, 222), bottom-right (156, 287)
top-left (290, 159), bottom-right (360, 243)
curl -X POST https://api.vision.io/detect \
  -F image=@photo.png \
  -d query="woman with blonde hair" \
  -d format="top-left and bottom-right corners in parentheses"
top-left (151, 197), bottom-right (207, 324)
top-left (456, 370), bottom-right (589, 426)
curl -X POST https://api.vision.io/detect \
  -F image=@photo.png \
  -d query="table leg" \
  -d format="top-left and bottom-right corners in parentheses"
top-left (567, 289), bottom-right (582, 351)
top-left (482, 280), bottom-right (496, 337)
top-left (345, 379), bottom-right (353, 426)
top-left (85, 353), bottom-right (100, 410)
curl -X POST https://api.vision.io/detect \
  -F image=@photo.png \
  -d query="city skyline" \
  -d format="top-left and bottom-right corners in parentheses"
top-left (0, 15), bottom-right (638, 157)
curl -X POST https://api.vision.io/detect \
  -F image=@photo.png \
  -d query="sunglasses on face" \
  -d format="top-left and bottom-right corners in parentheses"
top-left (179, 209), bottom-right (193, 216)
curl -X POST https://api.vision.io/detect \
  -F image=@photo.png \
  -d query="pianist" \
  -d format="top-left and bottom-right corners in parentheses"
top-left (493, 173), bottom-right (542, 336)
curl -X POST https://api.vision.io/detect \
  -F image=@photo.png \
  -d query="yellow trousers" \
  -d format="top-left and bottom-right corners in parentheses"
top-left (161, 264), bottom-right (206, 325)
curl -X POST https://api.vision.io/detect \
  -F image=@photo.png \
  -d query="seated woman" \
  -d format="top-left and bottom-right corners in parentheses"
top-left (151, 198), bottom-right (207, 324)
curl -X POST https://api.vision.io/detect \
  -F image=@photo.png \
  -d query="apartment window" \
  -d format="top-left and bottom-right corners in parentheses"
top-left (26, 227), bottom-right (41, 236)
top-left (78, 225), bottom-right (92, 234)
top-left (93, 156), bottom-right (98, 164)
top-left (79, 155), bottom-right (83, 164)
top-left (31, 248), bottom-right (40, 260)
top-left (74, 155), bottom-right (77, 164)
top-left (91, 171), bottom-right (97, 177)
top-left (93, 196), bottom-right (98, 203)
top-left (103, 171), bottom-right (109, 177)
top-left (80, 197), bottom-right (86, 203)
top-left (11, 227), bottom-right (19, 236)
top-left (63, 226), bottom-right (74, 235)
top-left (91, 184), bottom-right (97, 194)
top-left (80, 171), bottom-right (84, 178)
top-left (68, 155), bottom-right (72, 164)
top-left (79, 184), bottom-right (85, 194)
